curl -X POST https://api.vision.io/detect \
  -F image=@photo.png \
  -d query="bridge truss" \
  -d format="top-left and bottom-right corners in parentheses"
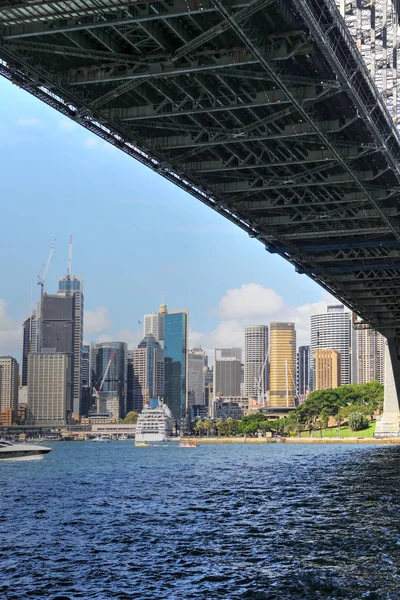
top-left (1, 0), bottom-right (400, 336)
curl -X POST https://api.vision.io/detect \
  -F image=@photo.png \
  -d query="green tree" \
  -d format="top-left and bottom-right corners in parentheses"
top-left (124, 411), bottom-right (139, 424)
top-left (348, 411), bottom-right (369, 432)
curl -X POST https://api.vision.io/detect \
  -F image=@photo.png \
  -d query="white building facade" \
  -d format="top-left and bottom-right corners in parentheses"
top-left (244, 325), bottom-right (269, 399)
top-left (310, 305), bottom-right (351, 389)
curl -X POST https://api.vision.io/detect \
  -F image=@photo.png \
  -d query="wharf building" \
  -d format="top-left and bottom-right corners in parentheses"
top-left (164, 310), bottom-right (188, 422)
top-left (356, 328), bottom-right (385, 385)
top-left (313, 348), bottom-right (341, 390)
top-left (244, 326), bottom-right (269, 400)
top-left (188, 347), bottom-right (206, 406)
top-left (91, 342), bottom-right (128, 418)
top-left (269, 323), bottom-right (297, 408)
top-left (27, 351), bottom-right (68, 426)
top-left (129, 333), bottom-right (164, 413)
top-left (310, 305), bottom-right (351, 389)
top-left (0, 356), bottom-right (19, 424)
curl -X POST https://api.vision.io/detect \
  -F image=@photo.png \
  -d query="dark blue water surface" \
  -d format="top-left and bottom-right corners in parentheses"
top-left (1, 442), bottom-right (400, 599)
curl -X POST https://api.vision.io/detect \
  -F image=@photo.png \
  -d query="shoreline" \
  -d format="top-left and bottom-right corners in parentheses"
top-left (181, 436), bottom-right (400, 444)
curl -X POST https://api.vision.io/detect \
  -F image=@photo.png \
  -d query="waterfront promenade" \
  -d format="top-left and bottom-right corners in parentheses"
top-left (182, 436), bottom-right (400, 444)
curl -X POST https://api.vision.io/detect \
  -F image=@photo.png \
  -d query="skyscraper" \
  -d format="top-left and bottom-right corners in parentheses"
top-left (164, 310), bottom-right (188, 422)
top-left (40, 293), bottom-right (75, 416)
top-left (27, 352), bottom-right (68, 425)
top-left (81, 344), bottom-right (92, 417)
top-left (269, 323), bottom-right (296, 407)
top-left (0, 356), bottom-right (19, 416)
top-left (188, 348), bottom-right (206, 406)
top-left (130, 333), bottom-right (164, 412)
top-left (21, 313), bottom-right (38, 386)
top-left (214, 353), bottom-right (241, 397)
top-left (58, 275), bottom-right (84, 418)
top-left (244, 326), bottom-right (268, 399)
top-left (297, 345), bottom-right (310, 397)
top-left (91, 342), bottom-right (128, 417)
top-left (313, 349), bottom-right (341, 390)
top-left (143, 303), bottom-right (167, 346)
top-left (310, 305), bottom-right (351, 388)
top-left (356, 328), bottom-right (385, 385)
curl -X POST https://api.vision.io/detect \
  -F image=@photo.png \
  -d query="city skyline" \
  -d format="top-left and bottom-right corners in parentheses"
top-left (1, 75), bottom-right (339, 362)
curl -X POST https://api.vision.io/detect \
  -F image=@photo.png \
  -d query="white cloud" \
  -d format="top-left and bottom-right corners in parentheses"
top-left (16, 117), bottom-right (43, 127)
top-left (0, 299), bottom-right (21, 356)
top-left (84, 307), bottom-right (111, 334)
top-left (95, 327), bottom-right (142, 349)
top-left (218, 283), bottom-right (283, 319)
top-left (190, 285), bottom-right (339, 359)
top-left (83, 137), bottom-right (98, 148)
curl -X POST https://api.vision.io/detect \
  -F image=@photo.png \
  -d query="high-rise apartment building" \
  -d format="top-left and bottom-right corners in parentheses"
top-left (310, 305), bottom-right (351, 388)
top-left (356, 328), bottom-right (385, 385)
top-left (244, 326), bottom-right (268, 399)
top-left (269, 323), bottom-right (296, 407)
top-left (188, 348), bottom-right (206, 406)
top-left (0, 356), bottom-right (19, 415)
top-left (164, 310), bottom-right (188, 421)
top-left (91, 342), bottom-right (128, 417)
top-left (27, 352), bottom-right (68, 425)
top-left (297, 345), bottom-right (310, 397)
top-left (143, 303), bottom-right (167, 346)
top-left (130, 333), bottom-right (164, 412)
top-left (313, 348), bottom-right (341, 390)
top-left (214, 353), bottom-right (242, 397)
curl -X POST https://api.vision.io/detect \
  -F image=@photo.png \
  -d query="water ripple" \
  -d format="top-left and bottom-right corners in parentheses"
top-left (1, 442), bottom-right (400, 598)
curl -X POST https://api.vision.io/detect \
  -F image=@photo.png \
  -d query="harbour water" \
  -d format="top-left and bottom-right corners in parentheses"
top-left (1, 442), bottom-right (400, 599)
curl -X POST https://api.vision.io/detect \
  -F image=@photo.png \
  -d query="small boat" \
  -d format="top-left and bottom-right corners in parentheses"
top-left (0, 439), bottom-right (52, 461)
top-left (135, 442), bottom-right (151, 447)
top-left (92, 436), bottom-right (111, 443)
top-left (179, 442), bottom-right (198, 448)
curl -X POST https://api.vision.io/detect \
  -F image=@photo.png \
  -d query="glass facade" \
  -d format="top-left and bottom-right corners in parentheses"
top-left (91, 342), bottom-right (128, 418)
top-left (164, 312), bottom-right (188, 421)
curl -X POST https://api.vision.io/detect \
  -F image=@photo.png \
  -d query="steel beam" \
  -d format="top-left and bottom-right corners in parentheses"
top-left (1, 0), bottom-right (249, 39)
top-left (107, 87), bottom-right (320, 121)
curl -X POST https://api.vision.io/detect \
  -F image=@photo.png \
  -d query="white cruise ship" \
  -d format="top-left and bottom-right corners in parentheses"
top-left (135, 400), bottom-right (173, 443)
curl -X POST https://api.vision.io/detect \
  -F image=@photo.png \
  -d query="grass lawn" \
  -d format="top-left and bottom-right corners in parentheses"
top-left (299, 420), bottom-right (376, 439)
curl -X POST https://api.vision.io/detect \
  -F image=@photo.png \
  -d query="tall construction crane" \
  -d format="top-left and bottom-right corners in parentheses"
top-left (65, 235), bottom-right (73, 294)
top-left (37, 238), bottom-right (56, 300)
top-left (92, 352), bottom-right (115, 414)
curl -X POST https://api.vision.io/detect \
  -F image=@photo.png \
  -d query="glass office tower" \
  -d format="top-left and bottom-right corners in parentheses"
top-left (90, 342), bottom-right (128, 418)
top-left (164, 311), bottom-right (188, 422)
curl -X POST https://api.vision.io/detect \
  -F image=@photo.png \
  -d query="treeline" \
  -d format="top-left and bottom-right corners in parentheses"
top-left (193, 381), bottom-right (383, 437)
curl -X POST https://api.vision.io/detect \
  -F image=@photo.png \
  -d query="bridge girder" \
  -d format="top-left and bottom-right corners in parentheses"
top-left (2, 0), bottom-right (400, 333)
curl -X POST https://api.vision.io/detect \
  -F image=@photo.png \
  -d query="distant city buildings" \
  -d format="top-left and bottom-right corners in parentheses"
top-left (130, 333), bottom-right (164, 412)
top-left (313, 348), bottom-right (341, 390)
top-left (164, 310), bottom-right (188, 422)
top-left (269, 323), bottom-right (296, 408)
top-left (244, 326), bottom-right (268, 400)
top-left (310, 305), bottom-right (351, 389)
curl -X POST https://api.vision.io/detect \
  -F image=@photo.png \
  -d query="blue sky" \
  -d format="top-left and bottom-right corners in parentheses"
top-left (0, 76), bottom-right (333, 359)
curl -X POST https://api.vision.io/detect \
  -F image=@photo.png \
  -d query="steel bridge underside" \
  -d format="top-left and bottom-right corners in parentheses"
top-left (2, 0), bottom-right (400, 340)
